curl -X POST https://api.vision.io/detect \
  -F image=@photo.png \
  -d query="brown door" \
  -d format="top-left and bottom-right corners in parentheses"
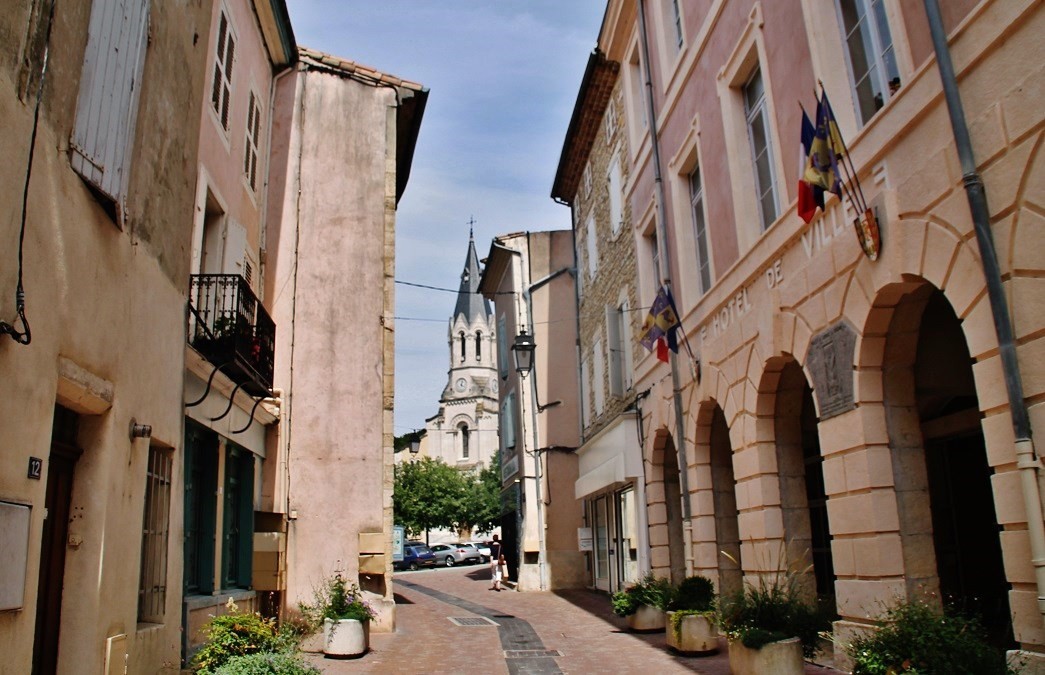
top-left (32, 441), bottom-right (80, 675)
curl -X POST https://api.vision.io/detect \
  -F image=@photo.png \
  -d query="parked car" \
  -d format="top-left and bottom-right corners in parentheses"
top-left (395, 544), bottom-right (437, 571)
top-left (430, 543), bottom-right (482, 567)
top-left (467, 541), bottom-right (492, 562)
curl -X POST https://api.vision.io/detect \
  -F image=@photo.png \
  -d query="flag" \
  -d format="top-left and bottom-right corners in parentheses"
top-left (639, 286), bottom-right (681, 357)
top-left (798, 108), bottom-right (823, 223)
top-left (656, 337), bottom-right (669, 363)
top-left (804, 92), bottom-right (844, 197)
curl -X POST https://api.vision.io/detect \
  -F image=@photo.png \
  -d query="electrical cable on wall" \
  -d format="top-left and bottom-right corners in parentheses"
top-left (1, 0), bottom-right (56, 345)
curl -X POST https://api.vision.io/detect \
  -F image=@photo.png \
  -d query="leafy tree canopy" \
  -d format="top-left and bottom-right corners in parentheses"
top-left (393, 453), bottom-right (501, 538)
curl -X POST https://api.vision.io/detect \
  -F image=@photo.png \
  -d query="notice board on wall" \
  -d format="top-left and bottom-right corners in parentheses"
top-left (0, 500), bottom-right (32, 611)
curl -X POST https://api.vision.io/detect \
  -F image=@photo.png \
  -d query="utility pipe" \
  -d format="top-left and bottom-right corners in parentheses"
top-left (637, 0), bottom-right (693, 529)
top-left (923, 0), bottom-right (1045, 625)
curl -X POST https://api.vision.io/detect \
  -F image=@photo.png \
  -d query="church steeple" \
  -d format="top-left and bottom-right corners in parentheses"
top-left (453, 226), bottom-right (491, 322)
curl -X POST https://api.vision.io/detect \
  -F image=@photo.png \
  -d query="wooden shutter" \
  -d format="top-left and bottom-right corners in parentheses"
top-left (70, 0), bottom-right (151, 217)
top-left (606, 305), bottom-right (623, 397)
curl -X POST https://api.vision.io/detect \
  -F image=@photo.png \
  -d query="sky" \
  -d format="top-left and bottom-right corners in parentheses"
top-left (286, 2), bottom-right (606, 436)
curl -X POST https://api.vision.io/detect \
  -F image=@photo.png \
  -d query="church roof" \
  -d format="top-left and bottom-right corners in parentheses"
top-left (453, 231), bottom-right (492, 323)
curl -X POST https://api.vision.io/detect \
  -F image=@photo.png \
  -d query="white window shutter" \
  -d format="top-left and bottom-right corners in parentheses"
top-left (70, 0), bottom-right (151, 217)
top-left (593, 339), bottom-right (605, 415)
top-left (606, 305), bottom-right (623, 397)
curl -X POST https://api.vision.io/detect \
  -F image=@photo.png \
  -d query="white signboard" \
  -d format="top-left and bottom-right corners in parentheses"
top-left (577, 527), bottom-right (593, 552)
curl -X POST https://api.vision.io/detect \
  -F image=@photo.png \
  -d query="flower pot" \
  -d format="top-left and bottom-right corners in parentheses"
top-left (626, 604), bottom-right (666, 632)
top-left (665, 612), bottom-right (718, 655)
top-left (728, 636), bottom-right (803, 675)
top-left (323, 618), bottom-right (369, 658)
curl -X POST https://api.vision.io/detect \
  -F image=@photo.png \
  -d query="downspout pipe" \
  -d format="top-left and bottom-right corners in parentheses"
top-left (923, 0), bottom-right (1045, 625)
top-left (637, 0), bottom-right (693, 526)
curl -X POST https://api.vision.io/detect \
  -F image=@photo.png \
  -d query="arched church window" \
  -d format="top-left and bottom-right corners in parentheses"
top-left (459, 423), bottom-right (470, 459)
top-left (459, 332), bottom-right (466, 362)
top-left (476, 332), bottom-right (482, 360)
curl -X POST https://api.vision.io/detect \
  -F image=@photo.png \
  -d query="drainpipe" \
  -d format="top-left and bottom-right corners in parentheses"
top-left (922, 0), bottom-right (1045, 626)
top-left (637, 0), bottom-right (693, 546)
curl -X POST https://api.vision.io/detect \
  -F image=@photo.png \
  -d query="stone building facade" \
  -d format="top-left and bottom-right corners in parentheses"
top-left (555, 0), bottom-right (1045, 666)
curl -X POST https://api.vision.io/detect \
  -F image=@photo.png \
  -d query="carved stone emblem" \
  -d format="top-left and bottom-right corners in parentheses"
top-left (807, 321), bottom-right (857, 420)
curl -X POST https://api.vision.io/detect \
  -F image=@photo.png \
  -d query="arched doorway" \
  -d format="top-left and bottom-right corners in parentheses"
top-left (774, 360), bottom-right (834, 601)
top-left (881, 284), bottom-right (1011, 645)
top-left (650, 430), bottom-right (687, 584)
top-left (708, 405), bottom-right (742, 595)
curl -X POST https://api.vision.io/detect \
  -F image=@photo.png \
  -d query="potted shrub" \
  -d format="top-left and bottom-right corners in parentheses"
top-left (717, 569), bottom-right (829, 675)
top-left (665, 575), bottom-right (719, 655)
top-left (845, 599), bottom-right (1017, 675)
top-left (191, 598), bottom-right (281, 673)
top-left (301, 573), bottom-right (375, 659)
top-left (611, 572), bottom-right (675, 632)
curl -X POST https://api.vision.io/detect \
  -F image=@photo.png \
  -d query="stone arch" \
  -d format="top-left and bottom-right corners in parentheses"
top-left (693, 399), bottom-right (743, 595)
top-left (647, 427), bottom-right (686, 583)
top-left (867, 277), bottom-right (1012, 645)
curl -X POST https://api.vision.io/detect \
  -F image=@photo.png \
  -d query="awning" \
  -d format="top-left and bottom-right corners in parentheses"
top-left (575, 412), bottom-right (642, 499)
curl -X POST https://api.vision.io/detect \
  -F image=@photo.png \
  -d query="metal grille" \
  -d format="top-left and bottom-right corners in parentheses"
top-left (448, 616), bottom-right (498, 627)
top-left (504, 650), bottom-right (562, 658)
top-left (138, 446), bottom-right (172, 623)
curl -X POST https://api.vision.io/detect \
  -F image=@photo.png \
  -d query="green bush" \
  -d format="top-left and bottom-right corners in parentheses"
top-left (611, 572), bottom-right (675, 616)
top-left (191, 600), bottom-right (281, 673)
top-left (717, 574), bottom-right (829, 658)
top-left (846, 600), bottom-right (1015, 675)
top-left (670, 575), bottom-right (716, 612)
top-left (299, 572), bottom-right (375, 629)
top-left (211, 651), bottom-right (320, 675)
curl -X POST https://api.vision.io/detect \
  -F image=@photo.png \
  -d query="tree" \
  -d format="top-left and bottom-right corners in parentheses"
top-left (393, 453), bottom-right (502, 539)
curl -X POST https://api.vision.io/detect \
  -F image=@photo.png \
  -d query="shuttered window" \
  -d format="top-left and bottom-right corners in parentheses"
top-left (244, 91), bottom-right (260, 191)
top-left (211, 10), bottom-right (235, 131)
top-left (70, 0), bottom-right (151, 218)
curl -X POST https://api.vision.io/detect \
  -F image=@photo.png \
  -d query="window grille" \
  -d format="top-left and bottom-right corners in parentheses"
top-left (138, 446), bottom-right (172, 623)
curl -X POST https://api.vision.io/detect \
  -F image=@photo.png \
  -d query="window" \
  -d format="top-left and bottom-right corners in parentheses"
top-left (606, 303), bottom-right (632, 397)
top-left (604, 97), bottom-right (618, 142)
top-left (585, 214), bottom-right (599, 278)
top-left (608, 155), bottom-right (623, 236)
top-left (211, 10), bottom-right (235, 131)
top-left (475, 332), bottom-right (482, 360)
top-left (184, 421), bottom-right (218, 595)
top-left (460, 331), bottom-right (466, 362)
top-left (837, 0), bottom-right (901, 125)
top-left (497, 316), bottom-right (508, 379)
top-left (645, 230), bottom-right (660, 288)
top-left (689, 166), bottom-right (712, 294)
top-left (583, 163), bottom-right (593, 197)
top-left (625, 46), bottom-right (648, 150)
top-left (580, 358), bottom-right (591, 430)
top-left (138, 445), bottom-right (172, 623)
top-left (667, 0), bottom-right (683, 49)
top-left (244, 91), bottom-right (261, 191)
top-left (744, 68), bottom-right (779, 230)
top-left (70, 0), bottom-right (150, 215)
top-left (500, 393), bottom-right (516, 450)
top-left (592, 339), bottom-right (605, 415)
top-left (460, 424), bottom-right (471, 459)
top-left (222, 444), bottom-right (254, 589)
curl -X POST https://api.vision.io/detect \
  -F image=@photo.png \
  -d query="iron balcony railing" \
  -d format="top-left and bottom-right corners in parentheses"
top-left (188, 274), bottom-right (275, 396)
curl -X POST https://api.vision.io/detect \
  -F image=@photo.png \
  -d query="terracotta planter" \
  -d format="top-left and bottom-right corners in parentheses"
top-left (323, 618), bottom-right (369, 658)
top-left (665, 612), bottom-right (718, 655)
top-left (728, 636), bottom-right (803, 675)
top-left (626, 604), bottom-right (666, 632)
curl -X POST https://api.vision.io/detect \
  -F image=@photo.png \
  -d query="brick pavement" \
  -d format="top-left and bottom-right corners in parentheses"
top-left (303, 565), bottom-right (844, 674)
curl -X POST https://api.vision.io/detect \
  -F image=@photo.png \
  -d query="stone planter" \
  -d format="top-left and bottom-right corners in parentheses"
top-left (323, 618), bottom-right (369, 658)
top-left (728, 636), bottom-right (803, 675)
top-left (665, 612), bottom-right (718, 655)
top-left (626, 604), bottom-right (666, 632)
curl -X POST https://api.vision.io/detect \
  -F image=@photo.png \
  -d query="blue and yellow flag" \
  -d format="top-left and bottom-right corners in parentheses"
top-left (804, 92), bottom-right (844, 196)
top-left (639, 286), bottom-right (681, 358)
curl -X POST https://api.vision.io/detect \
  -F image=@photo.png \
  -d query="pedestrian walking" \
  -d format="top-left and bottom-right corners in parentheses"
top-left (489, 534), bottom-right (504, 591)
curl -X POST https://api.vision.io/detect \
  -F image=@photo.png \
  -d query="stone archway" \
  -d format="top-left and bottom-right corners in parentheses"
top-left (693, 402), bottom-right (742, 596)
top-left (873, 281), bottom-right (1012, 645)
top-left (649, 429), bottom-right (687, 583)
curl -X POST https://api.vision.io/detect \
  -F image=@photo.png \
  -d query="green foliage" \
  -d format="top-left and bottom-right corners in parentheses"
top-left (191, 600), bottom-right (281, 673)
top-left (717, 572), bottom-right (829, 658)
top-left (670, 575), bottom-right (716, 612)
top-left (846, 600), bottom-right (1015, 675)
top-left (299, 573), bottom-right (375, 629)
top-left (670, 608), bottom-right (716, 642)
top-left (393, 454), bottom-right (501, 536)
top-left (210, 651), bottom-right (320, 675)
top-left (611, 572), bottom-right (676, 616)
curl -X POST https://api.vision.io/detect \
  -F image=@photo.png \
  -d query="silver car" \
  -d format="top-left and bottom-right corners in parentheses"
top-left (430, 543), bottom-right (482, 566)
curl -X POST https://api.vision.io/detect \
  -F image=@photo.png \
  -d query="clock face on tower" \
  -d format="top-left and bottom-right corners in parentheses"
top-left (455, 377), bottom-right (468, 393)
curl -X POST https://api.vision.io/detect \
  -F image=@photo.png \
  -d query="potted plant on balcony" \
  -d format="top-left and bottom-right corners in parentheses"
top-left (611, 572), bottom-right (675, 632)
top-left (717, 561), bottom-right (829, 675)
top-left (300, 572), bottom-right (374, 659)
top-left (665, 575), bottom-right (719, 655)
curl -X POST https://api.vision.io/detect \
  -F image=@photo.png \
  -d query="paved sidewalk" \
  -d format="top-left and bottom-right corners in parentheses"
top-left (303, 565), bottom-right (843, 674)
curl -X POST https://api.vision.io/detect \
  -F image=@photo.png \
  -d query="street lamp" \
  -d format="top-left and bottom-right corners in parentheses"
top-left (512, 330), bottom-right (535, 376)
top-left (408, 433), bottom-right (421, 454)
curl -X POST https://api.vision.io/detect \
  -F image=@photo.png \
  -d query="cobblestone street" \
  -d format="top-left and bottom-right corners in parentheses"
top-left (303, 565), bottom-right (843, 674)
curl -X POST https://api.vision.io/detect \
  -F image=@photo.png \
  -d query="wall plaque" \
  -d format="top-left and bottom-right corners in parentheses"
top-left (807, 321), bottom-right (857, 420)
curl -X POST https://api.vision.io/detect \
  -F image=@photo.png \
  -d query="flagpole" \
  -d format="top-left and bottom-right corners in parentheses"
top-left (818, 82), bottom-right (869, 213)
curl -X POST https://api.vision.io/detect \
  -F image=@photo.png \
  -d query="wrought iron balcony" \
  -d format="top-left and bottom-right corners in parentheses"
top-left (188, 274), bottom-right (275, 396)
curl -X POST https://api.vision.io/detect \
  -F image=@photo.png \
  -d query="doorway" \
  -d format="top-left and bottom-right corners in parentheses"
top-left (32, 405), bottom-right (82, 675)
